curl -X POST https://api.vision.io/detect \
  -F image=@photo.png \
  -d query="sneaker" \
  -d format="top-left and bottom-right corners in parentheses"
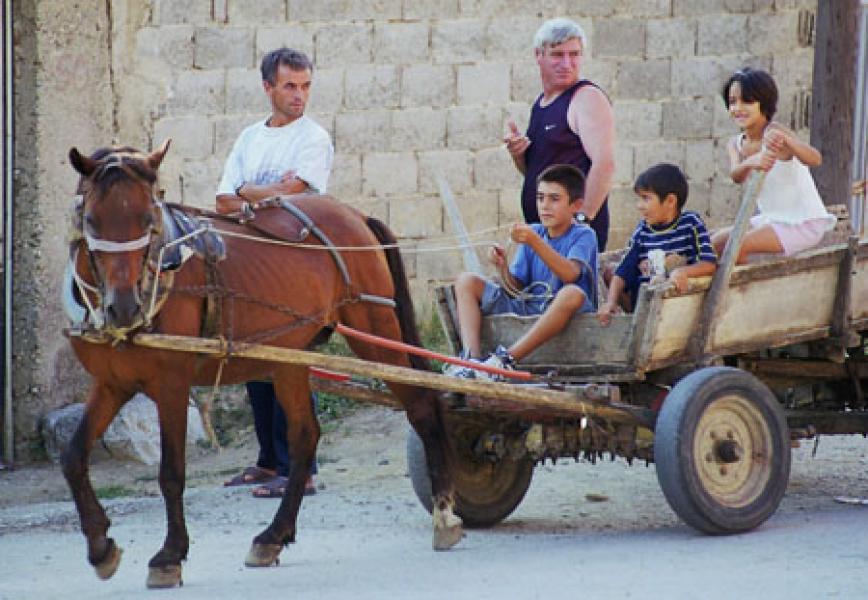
top-left (443, 350), bottom-right (480, 379)
top-left (477, 346), bottom-right (516, 381)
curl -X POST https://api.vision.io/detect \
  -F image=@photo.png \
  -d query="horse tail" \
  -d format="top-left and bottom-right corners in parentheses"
top-left (365, 216), bottom-right (430, 372)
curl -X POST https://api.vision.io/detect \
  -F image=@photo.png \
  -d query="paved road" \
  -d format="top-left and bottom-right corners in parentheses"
top-left (1, 408), bottom-right (866, 599)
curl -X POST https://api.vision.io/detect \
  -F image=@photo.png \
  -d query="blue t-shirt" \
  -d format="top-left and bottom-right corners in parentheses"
top-left (616, 210), bottom-right (716, 305)
top-left (509, 223), bottom-right (599, 309)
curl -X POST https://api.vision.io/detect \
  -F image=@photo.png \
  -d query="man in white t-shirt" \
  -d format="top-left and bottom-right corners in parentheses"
top-left (218, 47), bottom-right (333, 499)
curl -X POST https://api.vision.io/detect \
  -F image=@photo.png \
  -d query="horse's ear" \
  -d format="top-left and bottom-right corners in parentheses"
top-left (69, 148), bottom-right (98, 176)
top-left (147, 139), bottom-right (172, 170)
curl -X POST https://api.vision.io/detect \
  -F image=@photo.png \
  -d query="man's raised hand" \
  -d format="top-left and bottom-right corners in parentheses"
top-left (503, 120), bottom-right (530, 159)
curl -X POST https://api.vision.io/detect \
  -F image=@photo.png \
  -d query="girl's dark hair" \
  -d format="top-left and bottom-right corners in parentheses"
top-left (537, 164), bottom-right (586, 202)
top-left (634, 163), bottom-right (689, 211)
top-left (721, 67), bottom-right (778, 120)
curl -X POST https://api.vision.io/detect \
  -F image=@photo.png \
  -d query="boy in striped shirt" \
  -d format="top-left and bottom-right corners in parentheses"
top-left (598, 163), bottom-right (717, 325)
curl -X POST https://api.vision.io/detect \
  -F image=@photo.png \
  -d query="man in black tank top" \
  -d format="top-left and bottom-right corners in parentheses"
top-left (504, 18), bottom-right (615, 251)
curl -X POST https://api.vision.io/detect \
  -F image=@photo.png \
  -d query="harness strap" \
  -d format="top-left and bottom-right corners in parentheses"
top-left (278, 199), bottom-right (352, 287)
top-left (85, 230), bottom-right (152, 252)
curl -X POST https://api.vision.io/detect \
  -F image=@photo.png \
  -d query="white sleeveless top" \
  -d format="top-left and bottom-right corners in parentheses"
top-left (736, 134), bottom-right (836, 229)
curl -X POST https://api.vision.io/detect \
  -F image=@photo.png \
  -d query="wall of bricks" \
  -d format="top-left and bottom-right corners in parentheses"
top-left (116, 0), bottom-right (819, 316)
top-left (10, 0), bottom-right (819, 456)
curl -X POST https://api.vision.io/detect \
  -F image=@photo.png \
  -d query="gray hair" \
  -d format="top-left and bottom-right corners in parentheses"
top-left (533, 18), bottom-right (587, 51)
top-left (260, 47), bottom-right (314, 85)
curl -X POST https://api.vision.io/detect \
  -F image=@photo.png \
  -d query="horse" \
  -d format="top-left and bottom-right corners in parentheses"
top-left (61, 141), bottom-right (463, 588)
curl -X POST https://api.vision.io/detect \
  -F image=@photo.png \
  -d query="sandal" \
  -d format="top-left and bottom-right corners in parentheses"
top-left (223, 465), bottom-right (276, 487)
top-left (252, 476), bottom-right (318, 498)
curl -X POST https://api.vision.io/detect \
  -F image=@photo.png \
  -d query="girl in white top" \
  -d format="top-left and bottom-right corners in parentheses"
top-left (712, 67), bottom-right (835, 264)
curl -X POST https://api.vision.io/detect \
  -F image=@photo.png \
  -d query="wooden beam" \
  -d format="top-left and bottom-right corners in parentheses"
top-left (810, 0), bottom-right (860, 205)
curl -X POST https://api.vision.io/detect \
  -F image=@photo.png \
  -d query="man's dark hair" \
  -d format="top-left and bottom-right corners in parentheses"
top-left (634, 163), bottom-right (689, 211)
top-left (721, 67), bottom-right (778, 120)
top-left (537, 164), bottom-right (586, 202)
top-left (260, 47), bottom-right (314, 85)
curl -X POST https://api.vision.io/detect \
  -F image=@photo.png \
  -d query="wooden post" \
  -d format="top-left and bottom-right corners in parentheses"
top-left (810, 0), bottom-right (860, 206)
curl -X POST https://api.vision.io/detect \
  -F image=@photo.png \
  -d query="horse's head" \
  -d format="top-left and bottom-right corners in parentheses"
top-left (69, 140), bottom-right (170, 332)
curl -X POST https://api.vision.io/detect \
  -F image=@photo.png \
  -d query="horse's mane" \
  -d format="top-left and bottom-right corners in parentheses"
top-left (86, 146), bottom-right (157, 195)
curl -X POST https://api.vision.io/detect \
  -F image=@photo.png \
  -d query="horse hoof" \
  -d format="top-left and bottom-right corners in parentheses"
top-left (146, 564), bottom-right (183, 589)
top-left (93, 541), bottom-right (123, 580)
top-left (244, 543), bottom-right (282, 567)
top-left (432, 523), bottom-right (464, 551)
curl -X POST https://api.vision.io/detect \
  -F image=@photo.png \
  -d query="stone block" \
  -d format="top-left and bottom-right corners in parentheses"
top-left (771, 49), bottom-right (814, 91)
top-left (403, 0), bottom-right (460, 19)
top-left (606, 185), bottom-right (639, 234)
top-left (502, 104), bottom-right (531, 136)
top-left (288, 0), bottom-right (402, 22)
top-left (432, 20), bottom-right (487, 64)
top-left (613, 0), bottom-right (671, 18)
top-left (712, 137), bottom-right (734, 180)
top-left (498, 189), bottom-right (524, 225)
top-left (327, 152), bottom-right (362, 198)
top-left (335, 110), bottom-right (391, 153)
top-left (308, 68), bottom-right (344, 114)
top-left (455, 190), bottom-right (499, 236)
top-left (684, 139), bottom-right (717, 183)
top-left (154, 116), bottom-right (214, 161)
top-left (225, 68), bottom-right (269, 115)
top-left (315, 23), bottom-right (373, 68)
top-left (255, 25), bottom-right (315, 61)
top-left (166, 69), bottom-right (225, 116)
top-left (41, 395), bottom-right (206, 465)
top-left (391, 108), bottom-right (447, 152)
top-left (671, 56), bottom-right (745, 98)
top-left (389, 196), bottom-right (443, 238)
top-left (580, 58), bottom-right (616, 94)
top-left (154, 0), bottom-right (212, 25)
top-left (633, 141), bottom-right (686, 176)
top-left (459, 0), bottom-right (561, 18)
top-left (748, 13), bottom-right (799, 55)
top-left (486, 17), bottom-right (539, 61)
top-left (363, 152), bottom-right (418, 196)
top-left (457, 63), bottom-right (510, 105)
top-left (662, 97), bottom-right (714, 140)
top-left (415, 245), bottom-right (464, 281)
top-left (474, 147), bottom-right (522, 191)
top-left (613, 100), bottom-right (662, 142)
top-left (593, 19), bottom-right (646, 58)
top-left (374, 22), bottom-right (430, 65)
top-left (673, 0), bottom-right (753, 15)
top-left (195, 27), bottom-right (254, 69)
top-left (447, 106), bottom-right (502, 151)
top-left (309, 112), bottom-right (335, 142)
top-left (686, 181), bottom-right (712, 218)
top-left (346, 197), bottom-right (389, 223)
top-left (401, 64), bottom-right (456, 109)
top-left (613, 143), bottom-right (634, 187)
top-left (344, 65), bottom-right (400, 110)
top-left (713, 99), bottom-right (737, 138)
top-left (180, 157), bottom-right (225, 207)
top-left (418, 150), bottom-right (474, 194)
top-left (616, 59), bottom-right (671, 101)
top-left (511, 60), bottom-right (540, 105)
top-left (213, 114), bottom-right (260, 157)
top-left (697, 14), bottom-right (748, 56)
top-left (136, 26), bottom-right (195, 70)
top-left (647, 18), bottom-right (696, 59)
top-left (228, 0), bottom-right (286, 24)
top-left (709, 177), bottom-right (742, 226)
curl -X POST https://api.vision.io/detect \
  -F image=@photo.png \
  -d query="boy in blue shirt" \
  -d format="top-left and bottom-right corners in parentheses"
top-left (598, 163), bottom-right (717, 325)
top-left (449, 164), bottom-right (598, 378)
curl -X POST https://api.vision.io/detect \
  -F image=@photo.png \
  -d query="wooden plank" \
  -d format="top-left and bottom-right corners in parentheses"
top-left (131, 333), bottom-right (640, 424)
top-left (434, 285), bottom-right (460, 355)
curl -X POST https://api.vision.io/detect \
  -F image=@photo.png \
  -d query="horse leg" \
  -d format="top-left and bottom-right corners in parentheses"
top-left (61, 381), bottom-right (131, 580)
top-left (245, 365), bottom-right (318, 567)
top-left (143, 380), bottom-right (192, 588)
top-left (342, 306), bottom-right (462, 550)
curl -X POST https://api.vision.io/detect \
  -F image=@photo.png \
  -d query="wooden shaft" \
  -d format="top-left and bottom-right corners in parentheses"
top-left (132, 333), bottom-right (637, 424)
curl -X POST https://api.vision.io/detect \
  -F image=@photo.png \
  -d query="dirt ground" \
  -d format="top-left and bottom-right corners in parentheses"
top-left (1, 405), bottom-right (867, 528)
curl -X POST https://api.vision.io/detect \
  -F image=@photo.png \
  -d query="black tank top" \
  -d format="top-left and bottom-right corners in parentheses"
top-left (521, 79), bottom-right (610, 251)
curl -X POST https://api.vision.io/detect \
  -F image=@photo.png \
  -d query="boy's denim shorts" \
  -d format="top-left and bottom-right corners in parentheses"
top-left (480, 281), bottom-right (593, 317)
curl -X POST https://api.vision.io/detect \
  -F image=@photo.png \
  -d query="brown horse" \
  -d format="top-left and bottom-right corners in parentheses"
top-left (62, 142), bottom-right (462, 588)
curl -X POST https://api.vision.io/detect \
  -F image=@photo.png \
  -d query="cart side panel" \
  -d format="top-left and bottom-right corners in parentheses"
top-left (851, 246), bottom-right (868, 329)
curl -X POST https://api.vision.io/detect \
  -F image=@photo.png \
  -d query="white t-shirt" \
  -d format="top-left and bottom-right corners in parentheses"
top-left (216, 115), bottom-right (333, 195)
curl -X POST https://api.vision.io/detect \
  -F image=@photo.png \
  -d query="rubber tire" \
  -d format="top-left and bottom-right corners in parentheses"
top-left (406, 426), bottom-right (534, 528)
top-left (655, 366), bottom-right (791, 534)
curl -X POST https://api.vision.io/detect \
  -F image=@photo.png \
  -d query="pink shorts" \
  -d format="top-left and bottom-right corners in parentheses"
top-left (750, 216), bottom-right (830, 256)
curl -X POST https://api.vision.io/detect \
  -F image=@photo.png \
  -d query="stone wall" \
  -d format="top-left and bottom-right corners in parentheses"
top-left (11, 0), bottom-right (818, 457)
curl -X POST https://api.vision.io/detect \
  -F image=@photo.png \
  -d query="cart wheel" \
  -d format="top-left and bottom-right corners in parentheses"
top-left (406, 426), bottom-right (533, 528)
top-left (655, 366), bottom-right (790, 534)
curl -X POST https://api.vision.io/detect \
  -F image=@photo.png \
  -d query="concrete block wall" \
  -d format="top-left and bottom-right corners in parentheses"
top-left (120, 0), bottom-right (818, 321)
